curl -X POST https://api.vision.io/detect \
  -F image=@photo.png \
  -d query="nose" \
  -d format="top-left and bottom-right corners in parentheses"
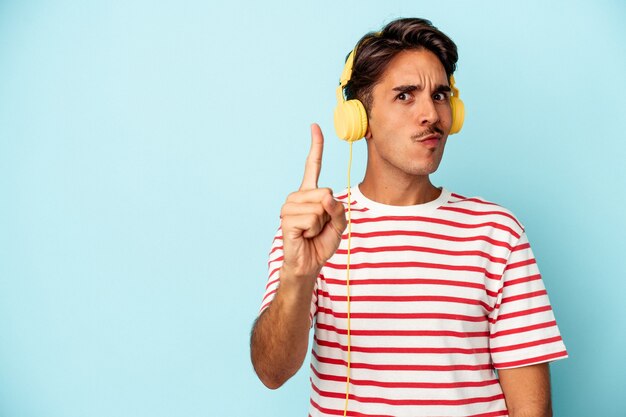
top-left (417, 96), bottom-right (439, 126)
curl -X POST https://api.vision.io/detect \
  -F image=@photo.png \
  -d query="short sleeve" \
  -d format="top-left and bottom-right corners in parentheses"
top-left (488, 232), bottom-right (568, 369)
top-left (258, 227), bottom-right (318, 325)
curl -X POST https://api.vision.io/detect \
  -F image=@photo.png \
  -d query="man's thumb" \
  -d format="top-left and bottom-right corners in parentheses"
top-left (322, 194), bottom-right (347, 237)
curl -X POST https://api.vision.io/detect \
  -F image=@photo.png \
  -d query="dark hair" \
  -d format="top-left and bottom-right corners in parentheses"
top-left (344, 18), bottom-right (458, 112)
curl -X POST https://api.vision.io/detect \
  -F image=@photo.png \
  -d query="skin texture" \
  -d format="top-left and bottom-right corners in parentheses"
top-left (250, 49), bottom-right (553, 416)
top-left (360, 49), bottom-right (452, 206)
top-left (499, 363), bottom-right (553, 417)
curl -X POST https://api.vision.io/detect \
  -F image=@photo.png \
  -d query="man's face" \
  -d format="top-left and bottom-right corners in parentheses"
top-left (365, 48), bottom-right (452, 178)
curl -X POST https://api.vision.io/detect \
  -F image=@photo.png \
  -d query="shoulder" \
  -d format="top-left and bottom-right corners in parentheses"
top-left (442, 190), bottom-right (526, 239)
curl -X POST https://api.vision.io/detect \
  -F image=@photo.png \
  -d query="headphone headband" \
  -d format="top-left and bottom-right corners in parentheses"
top-left (339, 49), bottom-right (356, 88)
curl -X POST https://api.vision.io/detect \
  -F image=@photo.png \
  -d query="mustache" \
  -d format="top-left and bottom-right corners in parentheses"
top-left (411, 127), bottom-right (444, 140)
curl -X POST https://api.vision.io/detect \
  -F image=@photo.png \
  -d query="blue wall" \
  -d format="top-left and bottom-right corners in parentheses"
top-left (1, 1), bottom-right (624, 416)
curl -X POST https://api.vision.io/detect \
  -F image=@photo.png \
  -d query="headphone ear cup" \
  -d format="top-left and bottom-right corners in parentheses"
top-left (449, 96), bottom-right (465, 135)
top-left (334, 99), bottom-right (368, 142)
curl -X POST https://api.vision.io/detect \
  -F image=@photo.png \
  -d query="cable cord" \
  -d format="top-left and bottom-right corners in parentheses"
top-left (343, 141), bottom-right (353, 417)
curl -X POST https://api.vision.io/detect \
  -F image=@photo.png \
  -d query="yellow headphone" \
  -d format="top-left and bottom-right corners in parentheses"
top-left (333, 48), bottom-right (465, 141)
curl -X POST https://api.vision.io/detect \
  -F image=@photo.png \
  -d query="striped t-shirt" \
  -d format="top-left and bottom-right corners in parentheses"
top-left (260, 186), bottom-right (568, 417)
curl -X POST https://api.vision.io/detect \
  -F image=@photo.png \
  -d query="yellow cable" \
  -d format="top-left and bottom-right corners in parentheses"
top-left (343, 141), bottom-right (353, 417)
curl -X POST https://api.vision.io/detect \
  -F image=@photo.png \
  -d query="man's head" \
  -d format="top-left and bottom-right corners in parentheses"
top-left (344, 18), bottom-right (458, 114)
top-left (346, 18), bottom-right (459, 183)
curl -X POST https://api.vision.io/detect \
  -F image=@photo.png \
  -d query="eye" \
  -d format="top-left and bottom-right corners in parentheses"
top-left (396, 92), bottom-right (412, 101)
top-left (433, 92), bottom-right (449, 102)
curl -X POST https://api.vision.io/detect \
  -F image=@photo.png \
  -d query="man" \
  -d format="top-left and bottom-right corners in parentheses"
top-left (251, 18), bottom-right (567, 417)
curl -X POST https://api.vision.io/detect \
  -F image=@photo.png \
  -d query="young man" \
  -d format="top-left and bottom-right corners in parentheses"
top-left (251, 18), bottom-right (567, 417)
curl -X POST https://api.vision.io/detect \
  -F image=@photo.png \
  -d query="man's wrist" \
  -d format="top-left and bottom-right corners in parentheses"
top-left (277, 265), bottom-right (317, 304)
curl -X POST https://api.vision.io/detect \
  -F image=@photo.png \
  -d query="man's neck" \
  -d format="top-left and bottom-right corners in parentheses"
top-left (359, 171), bottom-right (441, 206)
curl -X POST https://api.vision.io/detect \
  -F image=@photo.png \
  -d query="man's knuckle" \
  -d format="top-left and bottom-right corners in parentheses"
top-left (286, 191), bottom-right (298, 202)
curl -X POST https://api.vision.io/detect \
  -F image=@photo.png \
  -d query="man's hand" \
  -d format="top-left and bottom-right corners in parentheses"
top-left (279, 123), bottom-right (347, 284)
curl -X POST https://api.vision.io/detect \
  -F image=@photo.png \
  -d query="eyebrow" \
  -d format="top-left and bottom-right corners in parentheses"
top-left (392, 84), bottom-right (452, 94)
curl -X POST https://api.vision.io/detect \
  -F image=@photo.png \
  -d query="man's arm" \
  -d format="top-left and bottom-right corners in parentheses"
top-left (498, 363), bottom-right (552, 417)
top-left (250, 266), bottom-right (316, 389)
top-left (250, 124), bottom-right (346, 389)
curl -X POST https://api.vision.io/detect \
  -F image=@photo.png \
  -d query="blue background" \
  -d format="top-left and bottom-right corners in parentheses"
top-left (1, 1), bottom-right (625, 416)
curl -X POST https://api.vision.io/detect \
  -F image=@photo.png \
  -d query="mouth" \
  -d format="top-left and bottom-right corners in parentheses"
top-left (416, 133), bottom-right (442, 147)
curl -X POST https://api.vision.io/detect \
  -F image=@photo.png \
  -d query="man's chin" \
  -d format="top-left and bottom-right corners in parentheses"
top-left (407, 158), bottom-right (444, 176)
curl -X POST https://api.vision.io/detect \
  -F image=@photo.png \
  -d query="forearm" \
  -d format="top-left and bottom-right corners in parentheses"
top-left (250, 268), bottom-right (316, 389)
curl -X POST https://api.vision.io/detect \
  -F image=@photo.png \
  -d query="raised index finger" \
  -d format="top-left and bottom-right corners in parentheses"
top-left (300, 123), bottom-right (324, 190)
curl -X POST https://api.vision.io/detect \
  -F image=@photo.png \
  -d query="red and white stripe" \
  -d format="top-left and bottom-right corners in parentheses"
top-left (260, 187), bottom-right (567, 416)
